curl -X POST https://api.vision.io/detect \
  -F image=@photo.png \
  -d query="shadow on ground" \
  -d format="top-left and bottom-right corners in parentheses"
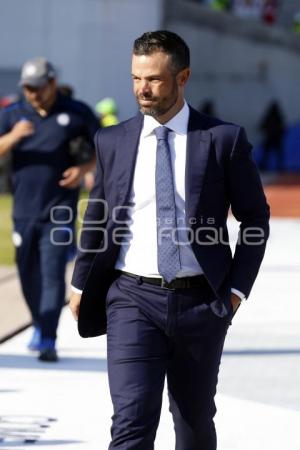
top-left (0, 354), bottom-right (107, 372)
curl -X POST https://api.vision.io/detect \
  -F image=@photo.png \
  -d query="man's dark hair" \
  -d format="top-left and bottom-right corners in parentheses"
top-left (133, 30), bottom-right (190, 74)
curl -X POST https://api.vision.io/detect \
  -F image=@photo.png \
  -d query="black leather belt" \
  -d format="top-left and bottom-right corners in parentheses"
top-left (120, 271), bottom-right (206, 290)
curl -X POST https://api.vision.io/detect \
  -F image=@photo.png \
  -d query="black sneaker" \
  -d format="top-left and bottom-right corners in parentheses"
top-left (38, 348), bottom-right (58, 362)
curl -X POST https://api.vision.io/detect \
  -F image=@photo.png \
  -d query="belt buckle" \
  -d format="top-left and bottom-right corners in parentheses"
top-left (161, 278), bottom-right (175, 290)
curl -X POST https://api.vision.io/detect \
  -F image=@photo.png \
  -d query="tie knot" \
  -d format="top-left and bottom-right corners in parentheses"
top-left (154, 126), bottom-right (170, 141)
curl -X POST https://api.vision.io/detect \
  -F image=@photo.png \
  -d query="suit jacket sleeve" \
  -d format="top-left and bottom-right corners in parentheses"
top-left (227, 126), bottom-right (270, 298)
top-left (71, 128), bottom-right (107, 290)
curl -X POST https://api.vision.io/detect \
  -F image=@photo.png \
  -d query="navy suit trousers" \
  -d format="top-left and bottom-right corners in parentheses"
top-left (106, 273), bottom-right (232, 450)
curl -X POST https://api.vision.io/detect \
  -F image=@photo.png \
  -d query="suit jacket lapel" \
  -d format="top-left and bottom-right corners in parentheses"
top-left (185, 107), bottom-right (212, 220)
top-left (115, 113), bottom-right (143, 210)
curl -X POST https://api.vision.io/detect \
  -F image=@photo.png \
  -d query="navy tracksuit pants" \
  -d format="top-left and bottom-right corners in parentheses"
top-left (14, 220), bottom-right (72, 340)
top-left (106, 273), bottom-right (232, 450)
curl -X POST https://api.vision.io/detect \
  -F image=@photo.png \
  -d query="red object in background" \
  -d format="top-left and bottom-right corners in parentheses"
top-left (262, 0), bottom-right (278, 24)
top-left (0, 94), bottom-right (18, 108)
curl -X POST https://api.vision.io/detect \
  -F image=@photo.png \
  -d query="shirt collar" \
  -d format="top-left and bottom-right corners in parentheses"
top-left (142, 100), bottom-right (189, 138)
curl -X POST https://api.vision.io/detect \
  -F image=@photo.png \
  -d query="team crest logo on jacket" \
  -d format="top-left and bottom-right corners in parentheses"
top-left (57, 113), bottom-right (70, 126)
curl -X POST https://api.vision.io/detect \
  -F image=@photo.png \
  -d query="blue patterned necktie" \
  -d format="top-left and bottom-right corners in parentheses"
top-left (154, 126), bottom-right (181, 282)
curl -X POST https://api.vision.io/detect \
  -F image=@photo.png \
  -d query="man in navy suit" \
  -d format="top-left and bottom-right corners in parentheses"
top-left (70, 31), bottom-right (270, 449)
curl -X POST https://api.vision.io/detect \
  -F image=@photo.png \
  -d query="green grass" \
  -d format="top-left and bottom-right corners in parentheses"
top-left (0, 192), bottom-right (90, 266)
top-left (0, 194), bottom-right (14, 265)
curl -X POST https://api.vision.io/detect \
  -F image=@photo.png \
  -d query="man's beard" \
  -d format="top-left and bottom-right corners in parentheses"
top-left (137, 83), bottom-right (178, 118)
top-left (139, 99), bottom-right (176, 118)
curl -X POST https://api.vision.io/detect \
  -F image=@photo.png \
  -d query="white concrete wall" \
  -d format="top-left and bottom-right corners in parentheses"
top-left (0, 0), bottom-right (162, 120)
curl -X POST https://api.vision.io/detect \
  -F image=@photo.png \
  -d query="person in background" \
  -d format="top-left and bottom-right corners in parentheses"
top-left (0, 57), bottom-right (99, 362)
top-left (262, 0), bottom-right (278, 25)
top-left (259, 100), bottom-right (286, 172)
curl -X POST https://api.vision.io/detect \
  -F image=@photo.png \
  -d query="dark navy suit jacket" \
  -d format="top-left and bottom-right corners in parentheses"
top-left (71, 106), bottom-right (270, 337)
